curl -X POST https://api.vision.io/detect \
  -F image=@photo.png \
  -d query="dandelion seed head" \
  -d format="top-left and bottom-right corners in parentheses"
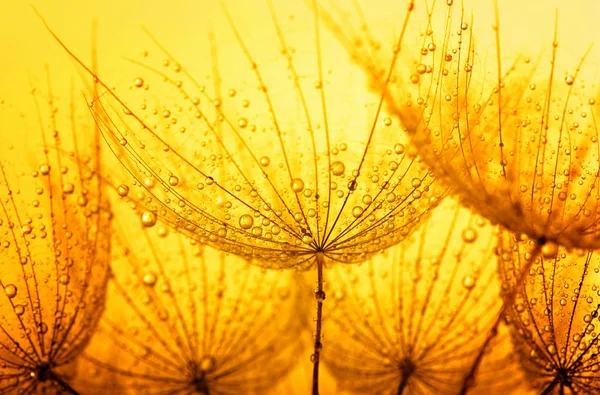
top-left (498, 233), bottom-right (600, 394)
top-left (324, 0), bottom-right (600, 249)
top-left (321, 198), bottom-right (529, 393)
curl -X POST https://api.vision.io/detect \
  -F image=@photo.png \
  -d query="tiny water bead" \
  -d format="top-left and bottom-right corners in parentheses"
top-left (168, 175), bottom-right (180, 186)
top-left (117, 184), bottom-right (130, 197)
top-left (141, 211), bottom-right (157, 227)
top-left (134, 77), bottom-right (144, 88)
top-left (239, 214), bottom-right (254, 230)
top-left (4, 284), bottom-right (17, 298)
top-left (291, 178), bottom-right (305, 193)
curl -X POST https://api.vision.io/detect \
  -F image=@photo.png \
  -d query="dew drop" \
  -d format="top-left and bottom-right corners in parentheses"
top-left (260, 156), bottom-right (270, 167)
top-left (200, 356), bottom-right (216, 371)
top-left (542, 242), bottom-right (558, 258)
top-left (141, 211), bottom-right (157, 227)
top-left (239, 214), bottom-right (254, 230)
top-left (62, 183), bottom-right (75, 194)
top-left (462, 228), bottom-right (477, 243)
top-left (134, 78), bottom-right (144, 88)
top-left (143, 273), bottom-right (157, 287)
top-left (39, 164), bottom-right (50, 175)
top-left (352, 206), bottom-right (363, 218)
top-left (394, 143), bottom-right (405, 155)
top-left (5, 284), bottom-right (17, 298)
top-left (462, 276), bottom-right (476, 289)
top-left (14, 305), bottom-right (24, 316)
top-left (565, 75), bottom-right (575, 85)
top-left (169, 176), bottom-right (179, 186)
top-left (117, 184), bottom-right (130, 197)
top-left (331, 161), bottom-right (345, 176)
top-left (291, 178), bottom-right (305, 193)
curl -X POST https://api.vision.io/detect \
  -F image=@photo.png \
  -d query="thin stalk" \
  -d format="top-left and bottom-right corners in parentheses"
top-left (48, 370), bottom-right (80, 395)
top-left (540, 375), bottom-right (561, 395)
top-left (397, 370), bottom-right (411, 395)
top-left (312, 252), bottom-right (326, 395)
top-left (459, 243), bottom-right (542, 394)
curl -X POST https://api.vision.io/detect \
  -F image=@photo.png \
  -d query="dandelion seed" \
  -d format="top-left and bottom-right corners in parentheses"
top-left (71, 202), bottom-right (304, 394)
top-left (324, 0), bottom-right (600, 250)
top-left (322, 198), bottom-right (530, 394)
top-left (0, 79), bottom-right (110, 393)
top-left (498, 234), bottom-right (600, 394)
top-left (39, 1), bottom-right (446, 392)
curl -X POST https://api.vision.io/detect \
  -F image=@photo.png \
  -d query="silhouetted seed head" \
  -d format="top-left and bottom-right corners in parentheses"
top-left (498, 233), bottom-right (600, 394)
top-left (44, 1), bottom-right (446, 270)
top-left (71, 199), bottom-right (304, 394)
top-left (321, 198), bottom-right (528, 394)
top-left (321, 0), bottom-right (600, 250)
top-left (0, 84), bottom-right (111, 393)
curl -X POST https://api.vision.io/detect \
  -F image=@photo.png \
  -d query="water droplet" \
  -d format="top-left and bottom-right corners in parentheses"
top-left (260, 156), bottom-right (270, 167)
top-left (542, 242), bottom-right (558, 258)
top-left (39, 164), bottom-right (50, 175)
top-left (143, 273), bottom-right (157, 287)
top-left (169, 176), bottom-right (179, 186)
top-left (117, 184), bottom-right (130, 197)
top-left (14, 305), bottom-right (24, 316)
top-left (565, 75), bottom-right (575, 85)
top-left (463, 276), bottom-right (476, 289)
top-left (5, 284), bottom-right (17, 298)
top-left (331, 161), bottom-right (345, 176)
top-left (462, 228), bottom-right (477, 243)
top-left (394, 143), bottom-right (405, 155)
top-left (291, 178), bottom-right (305, 193)
top-left (62, 183), bottom-right (75, 194)
top-left (134, 78), bottom-right (144, 88)
top-left (200, 356), bottom-right (216, 371)
top-left (239, 214), bottom-right (254, 230)
top-left (141, 211), bottom-right (157, 227)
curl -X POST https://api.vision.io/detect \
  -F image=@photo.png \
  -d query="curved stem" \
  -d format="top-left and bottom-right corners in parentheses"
top-left (312, 252), bottom-right (326, 395)
top-left (459, 243), bottom-right (542, 394)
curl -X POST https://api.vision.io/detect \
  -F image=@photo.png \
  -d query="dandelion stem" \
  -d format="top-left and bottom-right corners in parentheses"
top-left (459, 243), bottom-right (542, 394)
top-left (540, 375), bottom-right (561, 395)
top-left (397, 370), bottom-right (411, 395)
top-left (48, 370), bottom-right (80, 395)
top-left (312, 252), bottom-right (326, 395)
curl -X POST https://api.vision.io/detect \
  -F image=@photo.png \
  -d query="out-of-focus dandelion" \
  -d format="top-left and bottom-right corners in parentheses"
top-left (0, 80), bottom-right (111, 393)
top-left (320, 0), bottom-right (600, 390)
top-left (322, 0), bottom-right (600, 250)
top-left (71, 198), bottom-right (304, 394)
top-left (321, 197), bottom-right (529, 393)
top-left (499, 234), bottom-right (600, 394)
top-left (37, 1), bottom-right (446, 392)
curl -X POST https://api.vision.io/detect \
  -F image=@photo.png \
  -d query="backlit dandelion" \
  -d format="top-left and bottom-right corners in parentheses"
top-left (321, 198), bottom-right (529, 394)
top-left (38, 1), bottom-right (446, 391)
top-left (498, 233), bottom-right (600, 394)
top-left (0, 81), bottom-right (110, 393)
top-left (322, 0), bottom-right (600, 250)
top-left (71, 200), bottom-right (304, 394)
